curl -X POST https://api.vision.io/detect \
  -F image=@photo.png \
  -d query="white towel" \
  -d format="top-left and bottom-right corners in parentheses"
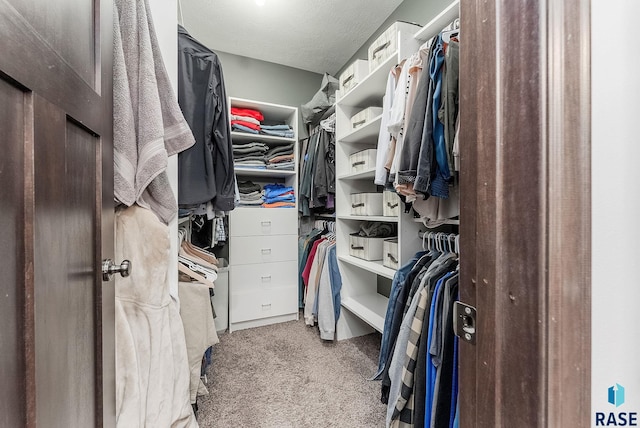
top-left (113, 0), bottom-right (195, 224)
top-left (115, 205), bottom-right (197, 428)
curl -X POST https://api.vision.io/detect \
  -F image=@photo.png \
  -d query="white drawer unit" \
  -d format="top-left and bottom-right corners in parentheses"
top-left (229, 207), bottom-right (298, 237)
top-left (350, 106), bottom-right (383, 131)
top-left (349, 148), bottom-right (377, 174)
top-left (349, 234), bottom-right (387, 261)
top-left (350, 192), bottom-right (383, 216)
top-left (229, 235), bottom-right (297, 265)
top-left (383, 238), bottom-right (399, 269)
top-left (339, 59), bottom-right (369, 93)
top-left (383, 190), bottom-right (401, 216)
top-left (230, 285), bottom-right (298, 324)
top-left (229, 261), bottom-right (297, 293)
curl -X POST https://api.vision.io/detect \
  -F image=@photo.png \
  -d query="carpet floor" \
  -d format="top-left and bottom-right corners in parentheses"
top-left (195, 314), bottom-right (386, 427)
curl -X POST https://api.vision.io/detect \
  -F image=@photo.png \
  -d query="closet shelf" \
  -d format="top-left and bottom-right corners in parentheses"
top-left (341, 293), bottom-right (388, 333)
top-left (337, 54), bottom-right (396, 108)
top-left (340, 115), bottom-right (382, 144)
top-left (413, 218), bottom-right (460, 226)
top-left (230, 131), bottom-right (296, 145)
top-left (414, 0), bottom-right (460, 42)
top-left (234, 167), bottom-right (296, 177)
top-left (338, 255), bottom-right (396, 279)
top-left (338, 168), bottom-right (376, 180)
top-left (337, 215), bottom-right (398, 222)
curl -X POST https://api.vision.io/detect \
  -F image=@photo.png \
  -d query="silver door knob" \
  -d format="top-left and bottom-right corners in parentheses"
top-left (102, 259), bottom-right (132, 281)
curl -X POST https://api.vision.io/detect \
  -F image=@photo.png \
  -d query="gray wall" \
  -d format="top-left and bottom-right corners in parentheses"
top-left (216, 50), bottom-right (323, 138)
top-left (337, 0), bottom-right (453, 76)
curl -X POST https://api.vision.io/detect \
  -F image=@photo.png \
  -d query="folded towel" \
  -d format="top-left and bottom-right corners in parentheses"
top-left (113, 0), bottom-right (194, 224)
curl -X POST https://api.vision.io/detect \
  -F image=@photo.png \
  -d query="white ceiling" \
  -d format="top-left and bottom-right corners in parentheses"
top-left (179, 0), bottom-right (404, 75)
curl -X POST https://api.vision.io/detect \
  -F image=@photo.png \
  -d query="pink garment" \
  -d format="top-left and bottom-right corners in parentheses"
top-left (302, 238), bottom-right (325, 289)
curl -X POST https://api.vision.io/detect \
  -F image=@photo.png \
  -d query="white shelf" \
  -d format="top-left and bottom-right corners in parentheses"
top-left (234, 167), bottom-right (296, 177)
top-left (338, 255), bottom-right (396, 279)
top-left (341, 293), bottom-right (389, 333)
top-left (338, 168), bottom-right (376, 180)
top-left (337, 54), bottom-right (395, 108)
top-left (341, 115), bottom-right (382, 143)
top-left (337, 215), bottom-right (398, 222)
top-left (230, 97), bottom-right (298, 122)
top-left (414, 218), bottom-right (460, 226)
top-left (231, 131), bottom-right (296, 145)
top-left (414, 0), bottom-right (460, 42)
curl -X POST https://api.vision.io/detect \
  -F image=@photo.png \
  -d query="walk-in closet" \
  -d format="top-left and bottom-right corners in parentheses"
top-left (2, 0), bottom-right (637, 427)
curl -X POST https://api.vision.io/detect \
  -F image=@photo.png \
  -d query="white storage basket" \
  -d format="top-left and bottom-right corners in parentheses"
top-left (350, 107), bottom-right (383, 130)
top-left (382, 239), bottom-right (399, 269)
top-left (339, 59), bottom-right (369, 93)
top-left (349, 149), bottom-right (377, 174)
top-left (383, 190), bottom-right (401, 216)
top-left (349, 234), bottom-right (386, 261)
top-left (350, 193), bottom-right (383, 216)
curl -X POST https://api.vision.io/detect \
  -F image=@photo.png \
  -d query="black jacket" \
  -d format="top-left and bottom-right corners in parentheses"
top-left (177, 25), bottom-right (235, 211)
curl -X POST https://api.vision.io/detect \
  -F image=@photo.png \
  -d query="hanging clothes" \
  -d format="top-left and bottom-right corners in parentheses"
top-left (298, 122), bottom-right (336, 216)
top-left (177, 25), bottom-right (235, 212)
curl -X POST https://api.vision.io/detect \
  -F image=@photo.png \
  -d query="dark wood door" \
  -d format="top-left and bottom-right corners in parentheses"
top-left (0, 0), bottom-right (114, 426)
top-left (458, 0), bottom-right (591, 426)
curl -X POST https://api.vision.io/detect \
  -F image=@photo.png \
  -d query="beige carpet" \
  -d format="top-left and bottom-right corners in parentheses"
top-left (196, 314), bottom-right (386, 427)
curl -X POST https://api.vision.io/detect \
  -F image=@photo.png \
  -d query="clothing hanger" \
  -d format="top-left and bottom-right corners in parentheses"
top-left (178, 255), bottom-right (217, 282)
top-left (441, 18), bottom-right (460, 43)
top-left (179, 244), bottom-right (218, 271)
top-left (177, 0), bottom-right (185, 27)
top-left (177, 262), bottom-right (215, 289)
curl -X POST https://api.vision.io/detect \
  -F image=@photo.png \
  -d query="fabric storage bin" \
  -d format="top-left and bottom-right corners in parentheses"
top-left (350, 107), bottom-right (383, 130)
top-left (368, 22), bottom-right (421, 72)
top-left (350, 192), bottom-right (383, 216)
top-left (339, 59), bottom-right (369, 93)
top-left (383, 239), bottom-right (399, 269)
top-left (349, 234), bottom-right (386, 261)
top-left (349, 149), bottom-right (377, 174)
top-left (383, 190), bottom-right (400, 216)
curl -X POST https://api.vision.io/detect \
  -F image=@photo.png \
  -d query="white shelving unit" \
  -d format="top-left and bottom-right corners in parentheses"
top-left (334, 6), bottom-right (460, 340)
top-left (228, 97), bottom-right (300, 332)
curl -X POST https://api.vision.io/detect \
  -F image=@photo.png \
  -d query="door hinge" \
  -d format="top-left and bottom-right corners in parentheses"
top-left (453, 301), bottom-right (476, 345)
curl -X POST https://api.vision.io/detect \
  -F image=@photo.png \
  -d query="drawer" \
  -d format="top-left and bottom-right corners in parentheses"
top-left (230, 235), bottom-right (297, 265)
top-left (229, 261), bottom-right (297, 293)
top-left (230, 285), bottom-right (297, 324)
top-left (349, 148), bottom-right (377, 174)
top-left (230, 207), bottom-right (298, 237)
top-left (383, 238), bottom-right (399, 269)
top-left (350, 192), bottom-right (383, 216)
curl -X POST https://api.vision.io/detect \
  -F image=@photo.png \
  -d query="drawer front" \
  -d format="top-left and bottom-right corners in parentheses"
top-left (230, 285), bottom-right (297, 324)
top-left (229, 207), bottom-right (297, 237)
top-left (230, 234), bottom-right (297, 265)
top-left (229, 261), bottom-right (297, 293)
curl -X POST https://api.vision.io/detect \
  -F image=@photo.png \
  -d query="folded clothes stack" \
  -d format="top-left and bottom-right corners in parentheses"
top-left (266, 143), bottom-right (295, 171)
top-left (237, 180), bottom-right (264, 206)
top-left (233, 141), bottom-right (269, 169)
top-left (231, 107), bottom-right (264, 134)
top-left (262, 183), bottom-right (295, 208)
top-left (230, 107), bottom-right (294, 138)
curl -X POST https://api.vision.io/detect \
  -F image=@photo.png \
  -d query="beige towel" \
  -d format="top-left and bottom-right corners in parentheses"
top-left (115, 205), bottom-right (197, 428)
top-left (113, 0), bottom-right (195, 224)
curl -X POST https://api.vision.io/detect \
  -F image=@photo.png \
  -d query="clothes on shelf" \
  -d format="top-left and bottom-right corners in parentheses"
top-left (376, 22), bottom-right (460, 228)
top-left (177, 26), bottom-right (235, 212)
top-left (298, 221), bottom-right (342, 340)
top-left (233, 142), bottom-right (295, 171)
top-left (230, 106), bottom-right (295, 138)
top-left (377, 232), bottom-right (460, 428)
top-left (236, 181), bottom-right (296, 208)
top-left (299, 118), bottom-right (336, 216)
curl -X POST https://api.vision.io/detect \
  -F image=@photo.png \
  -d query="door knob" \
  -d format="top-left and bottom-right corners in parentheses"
top-left (102, 259), bottom-right (132, 281)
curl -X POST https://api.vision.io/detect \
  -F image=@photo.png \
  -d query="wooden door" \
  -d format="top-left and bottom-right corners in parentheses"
top-left (0, 0), bottom-right (115, 426)
top-left (458, 0), bottom-right (591, 426)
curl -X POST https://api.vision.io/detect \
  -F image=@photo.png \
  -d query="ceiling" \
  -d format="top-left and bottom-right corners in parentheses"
top-left (179, 0), bottom-right (405, 75)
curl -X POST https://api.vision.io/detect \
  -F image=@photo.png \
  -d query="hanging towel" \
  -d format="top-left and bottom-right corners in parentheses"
top-left (113, 0), bottom-right (195, 224)
top-left (115, 205), bottom-right (197, 427)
